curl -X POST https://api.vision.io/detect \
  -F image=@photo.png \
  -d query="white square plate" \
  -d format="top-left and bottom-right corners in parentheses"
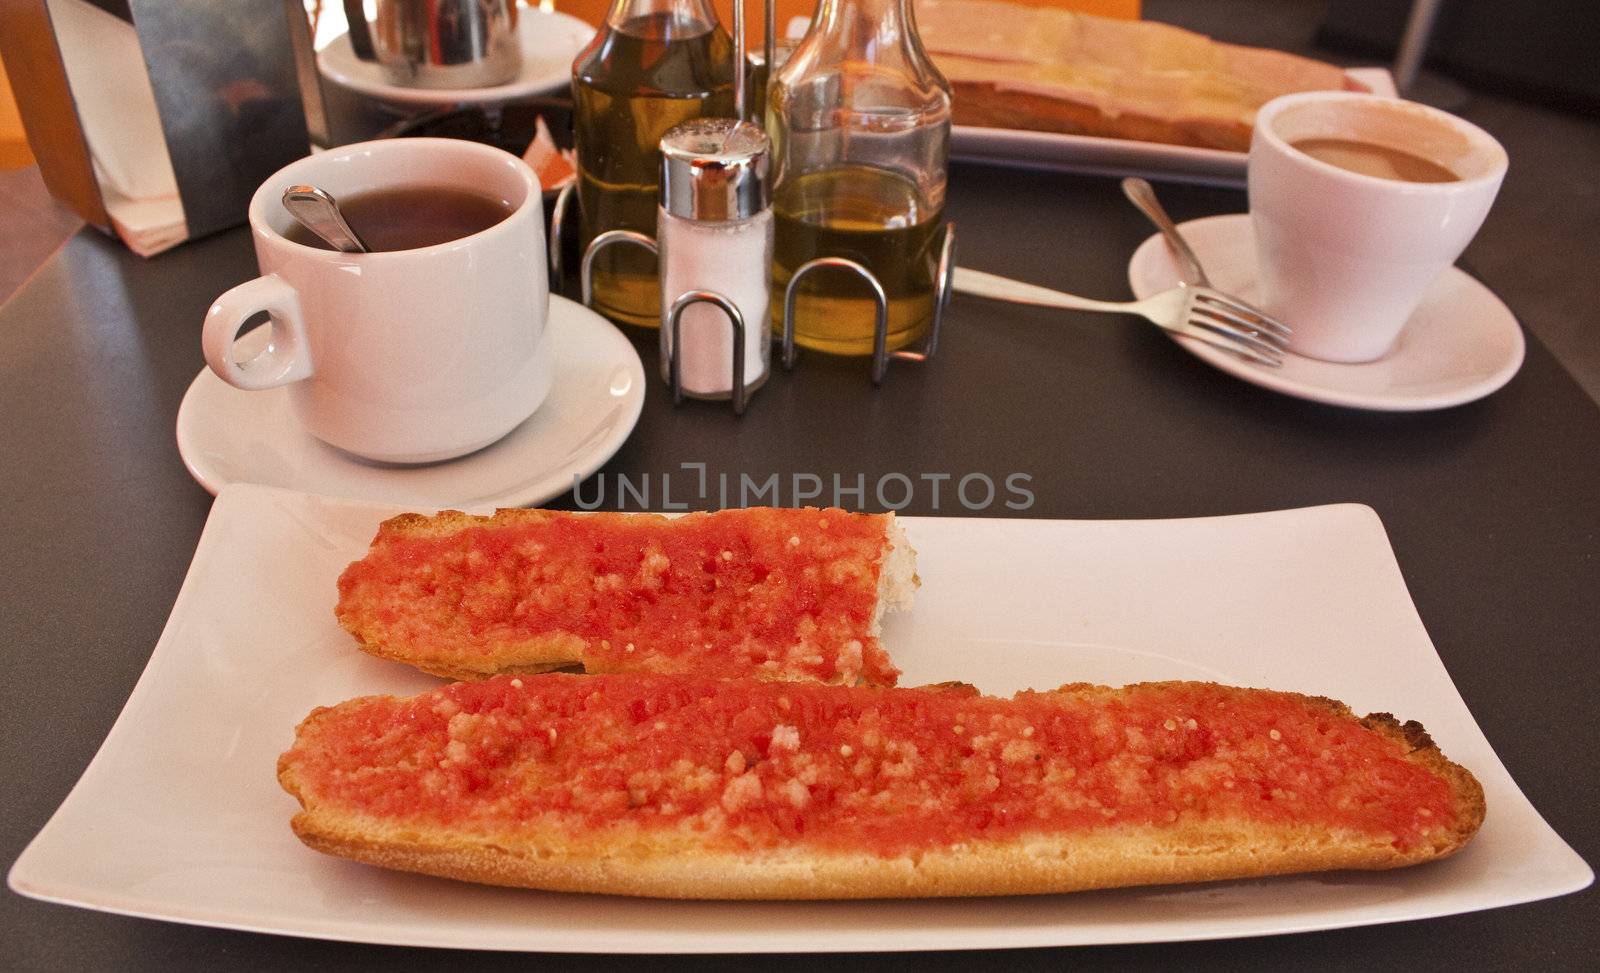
top-left (10, 484), bottom-right (1590, 952)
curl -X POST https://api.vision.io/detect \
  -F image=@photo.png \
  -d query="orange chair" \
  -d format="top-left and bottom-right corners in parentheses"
top-left (1, 53), bottom-right (34, 169)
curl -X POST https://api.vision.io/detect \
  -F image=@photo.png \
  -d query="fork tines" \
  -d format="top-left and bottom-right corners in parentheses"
top-left (1184, 287), bottom-right (1292, 366)
top-left (1192, 289), bottom-right (1292, 340)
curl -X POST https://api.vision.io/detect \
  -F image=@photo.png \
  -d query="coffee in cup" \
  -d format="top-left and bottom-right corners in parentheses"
top-left (1249, 93), bottom-right (1507, 363)
top-left (202, 138), bottom-right (552, 464)
top-left (1286, 138), bottom-right (1459, 184)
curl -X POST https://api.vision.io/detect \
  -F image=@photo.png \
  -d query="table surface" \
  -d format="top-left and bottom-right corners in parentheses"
top-left (2, 162), bottom-right (1596, 970)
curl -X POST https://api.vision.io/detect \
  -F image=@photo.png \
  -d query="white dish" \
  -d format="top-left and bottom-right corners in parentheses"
top-left (175, 296), bottom-right (645, 508)
top-left (952, 67), bottom-right (1395, 185)
top-left (317, 10), bottom-right (594, 107)
top-left (1128, 213), bottom-right (1525, 411)
top-left (10, 485), bottom-right (1589, 951)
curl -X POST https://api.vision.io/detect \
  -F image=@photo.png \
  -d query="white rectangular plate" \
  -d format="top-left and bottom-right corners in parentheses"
top-left (952, 67), bottom-right (1396, 185)
top-left (10, 484), bottom-right (1590, 952)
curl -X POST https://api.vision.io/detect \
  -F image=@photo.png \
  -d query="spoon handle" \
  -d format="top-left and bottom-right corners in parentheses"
top-left (282, 185), bottom-right (370, 254)
top-left (1120, 177), bottom-right (1209, 287)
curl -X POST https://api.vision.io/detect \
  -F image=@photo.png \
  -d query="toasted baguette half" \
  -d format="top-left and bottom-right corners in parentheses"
top-left (919, 0), bottom-right (1366, 151)
top-left (336, 507), bottom-right (917, 687)
top-left (279, 675), bottom-right (1483, 899)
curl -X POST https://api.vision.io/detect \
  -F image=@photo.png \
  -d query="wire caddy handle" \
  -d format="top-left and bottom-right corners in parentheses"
top-left (779, 224), bottom-right (955, 385)
top-left (578, 229), bottom-right (754, 415)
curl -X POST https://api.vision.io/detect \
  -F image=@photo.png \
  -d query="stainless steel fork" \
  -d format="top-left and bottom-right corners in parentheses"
top-left (1120, 178), bottom-right (1297, 345)
top-left (952, 267), bottom-right (1290, 367)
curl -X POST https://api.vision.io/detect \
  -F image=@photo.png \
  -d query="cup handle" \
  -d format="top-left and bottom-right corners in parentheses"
top-left (342, 0), bottom-right (377, 61)
top-left (202, 274), bottom-right (314, 391)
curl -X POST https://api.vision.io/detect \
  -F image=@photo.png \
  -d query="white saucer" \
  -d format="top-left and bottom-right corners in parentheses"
top-left (176, 296), bottom-right (645, 508)
top-left (317, 10), bottom-right (594, 108)
top-left (1128, 213), bottom-right (1525, 411)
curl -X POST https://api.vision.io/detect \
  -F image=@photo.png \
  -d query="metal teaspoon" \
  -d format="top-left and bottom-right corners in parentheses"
top-left (1120, 176), bottom-right (1292, 341)
top-left (1120, 177), bottom-right (1209, 286)
top-left (282, 185), bottom-right (370, 253)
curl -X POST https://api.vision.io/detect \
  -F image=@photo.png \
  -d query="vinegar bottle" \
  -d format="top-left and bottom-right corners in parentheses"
top-left (766, 0), bottom-right (951, 355)
top-left (572, 0), bottom-right (737, 329)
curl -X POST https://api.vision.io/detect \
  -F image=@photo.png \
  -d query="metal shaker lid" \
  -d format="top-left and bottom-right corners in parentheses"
top-left (659, 118), bottom-right (770, 222)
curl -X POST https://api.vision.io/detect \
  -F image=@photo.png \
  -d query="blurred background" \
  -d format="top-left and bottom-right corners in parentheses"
top-left (2, 0), bottom-right (1595, 396)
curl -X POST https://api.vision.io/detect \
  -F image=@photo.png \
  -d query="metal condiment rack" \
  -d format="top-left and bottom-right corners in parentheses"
top-left (578, 229), bottom-right (754, 416)
top-left (780, 224), bottom-right (955, 385)
top-left (554, 0), bottom-right (956, 414)
top-left (572, 222), bottom-right (954, 414)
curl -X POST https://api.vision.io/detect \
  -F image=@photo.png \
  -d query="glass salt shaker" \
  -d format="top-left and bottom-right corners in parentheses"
top-left (658, 118), bottom-right (773, 407)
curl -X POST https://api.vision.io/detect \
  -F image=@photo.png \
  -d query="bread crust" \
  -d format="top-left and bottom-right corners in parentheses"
top-left (948, 73), bottom-right (1369, 153)
top-left (279, 681), bottom-right (1484, 900)
top-left (285, 813), bottom-right (1458, 900)
top-left (921, 0), bottom-right (1367, 152)
top-left (950, 82), bottom-right (1254, 152)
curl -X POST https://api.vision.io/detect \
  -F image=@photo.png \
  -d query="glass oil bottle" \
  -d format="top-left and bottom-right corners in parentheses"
top-left (572, 0), bottom-right (737, 328)
top-left (765, 0), bottom-right (951, 355)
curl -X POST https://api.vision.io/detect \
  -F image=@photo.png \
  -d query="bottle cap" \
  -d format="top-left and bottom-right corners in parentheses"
top-left (660, 118), bottom-right (770, 222)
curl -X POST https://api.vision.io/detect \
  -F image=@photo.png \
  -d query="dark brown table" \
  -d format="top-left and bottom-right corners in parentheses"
top-left (2, 163), bottom-right (1596, 970)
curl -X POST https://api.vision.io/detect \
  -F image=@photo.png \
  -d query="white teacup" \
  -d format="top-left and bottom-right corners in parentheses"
top-left (203, 138), bottom-right (552, 464)
top-left (1249, 92), bottom-right (1508, 363)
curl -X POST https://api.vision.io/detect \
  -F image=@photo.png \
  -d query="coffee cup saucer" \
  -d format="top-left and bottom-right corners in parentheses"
top-left (176, 296), bottom-right (645, 509)
top-left (1127, 213), bottom-right (1525, 411)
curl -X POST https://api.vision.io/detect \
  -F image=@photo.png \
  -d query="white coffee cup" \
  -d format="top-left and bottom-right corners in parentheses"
top-left (1249, 92), bottom-right (1507, 363)
top-left (203, 138), bottom-right (552, 464)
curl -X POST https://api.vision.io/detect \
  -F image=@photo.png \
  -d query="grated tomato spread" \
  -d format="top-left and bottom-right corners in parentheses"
top-left (336, 507), bottom-right (899, 685)
top-left (285, 674), bottom-right (1459, 856)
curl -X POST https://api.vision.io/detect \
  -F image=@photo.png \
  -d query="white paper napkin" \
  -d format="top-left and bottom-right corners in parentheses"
top-left (47, 0), bottom-right (187, 256)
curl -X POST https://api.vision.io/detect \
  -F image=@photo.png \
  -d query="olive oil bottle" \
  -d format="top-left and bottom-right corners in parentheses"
top-left (766, 0), bottom-right (951, 354)
top-left (572, 3), bottom-right (735, 329)
top-left (772, 167), bottom-right (943, 355)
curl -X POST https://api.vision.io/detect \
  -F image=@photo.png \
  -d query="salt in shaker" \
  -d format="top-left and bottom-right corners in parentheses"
top-left (658, 118), bottom-right (772, 403)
